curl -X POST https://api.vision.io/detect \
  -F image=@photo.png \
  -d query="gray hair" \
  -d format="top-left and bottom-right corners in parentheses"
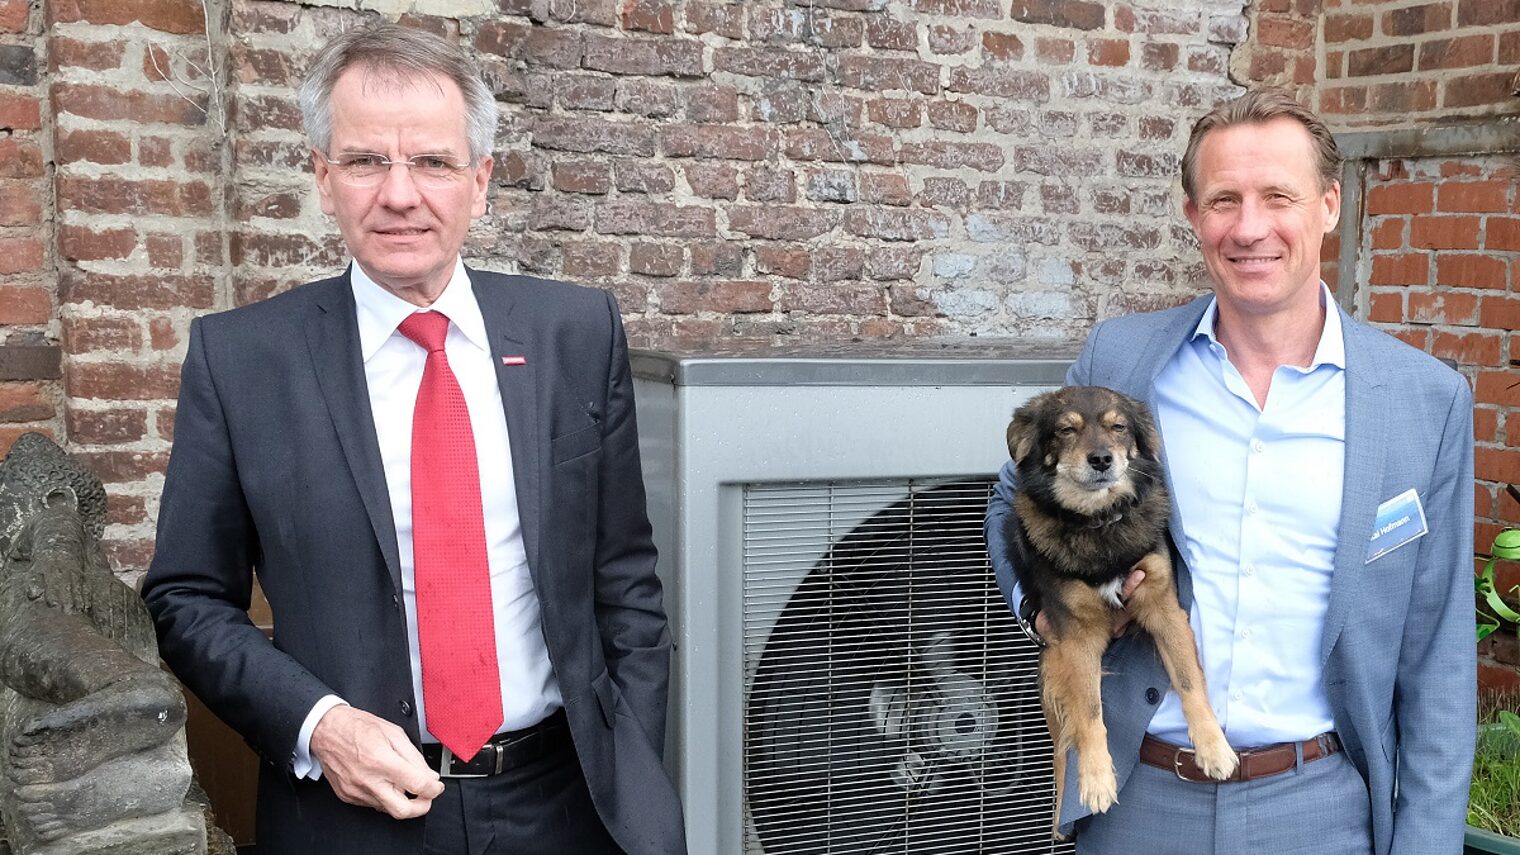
top-left (1181, 87), bottom-right (1342, 200)
top-left (297, 23), bottom-right (497, 163)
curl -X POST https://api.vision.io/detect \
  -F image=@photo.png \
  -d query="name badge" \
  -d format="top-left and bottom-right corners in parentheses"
top-left (1366, 488), bottom-right (1428, 564)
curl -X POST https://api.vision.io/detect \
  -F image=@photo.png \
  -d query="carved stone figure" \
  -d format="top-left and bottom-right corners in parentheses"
top-left (0, 432), bottom-right (210, 855)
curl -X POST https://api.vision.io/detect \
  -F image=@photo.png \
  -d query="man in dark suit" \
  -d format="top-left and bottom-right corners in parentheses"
top-left (141, 23), bottom-right (685, 855)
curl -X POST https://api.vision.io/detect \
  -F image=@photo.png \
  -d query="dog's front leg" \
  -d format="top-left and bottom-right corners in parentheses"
top-left (1127, 551), bottom-right (1239, 781)
top-left (1041, 612), bottom-right (1117, 815)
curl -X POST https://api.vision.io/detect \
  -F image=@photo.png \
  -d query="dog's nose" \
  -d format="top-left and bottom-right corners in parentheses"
top-left (1088, 451), bottom-right (1113, 472)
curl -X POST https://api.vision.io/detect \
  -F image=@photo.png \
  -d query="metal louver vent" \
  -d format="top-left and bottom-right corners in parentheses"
top-left (741, 478), bottom-right (1071, 855)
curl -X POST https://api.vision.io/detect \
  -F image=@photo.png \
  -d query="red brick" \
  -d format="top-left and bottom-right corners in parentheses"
top-left (683, 2), bottom-right (743, 38)
top-left (753, 245), bottom-right (811, 279)
top-left (1488, 218), bottom-right (1520, 251)
top-left (50, 0), bottom-right (205, 32)
top-left (1418, 34), bottom-right (1494, 70)
top-left (981, 31), bottom-right (1023, 61)
top-left (52, 83), bottom-right (207, 126)
top-left (64, 316), bottom-right (142, 352)
top-left (728, 205), bottom-right (837, 240)
top-left (784, 128), bottom-right (895, 165)
top-left (0, 426), bottom-right (58, 455)
top-left (1256, 16), bottom-right (1315, 49)
top-left (59, 271), bottom-right (215, 310)
top-left (1319, 85), bottom-right (1369, 115)
top-left (1474, 408), bottom-right (1498, 443)
top-left (0, 92), bottom-right (40, 129)
top-left (1476, 446), bottom-right (1520, 484)
top-left (845, 207), bottom-right (952, 241)
top-left (1370, 252), bottom-right (1430, 285)
top-left (1439, 181), bottom-right (1510, 213)
top-left (148, 316), bottom-right (178, 351)
top-left (0, 0), bottom-right (28, 31)
top-left (684, 161), bottom-right (739, 199)
top-left (1458, 0), bottom-right (1520, 26)
top-left (106, 493), bottom-right (147, 527)
top-left (67, 408), bottom-right (147, 444)
top-left (594, 200), bottom-right (715, 237)
top-left (1348, 43), bottom-right (1414, 76)
top-left (1409, 291), bottom-right (1480, 325)
top-left (59, 225), bottom-right (136, 262)
top-left (56, 129), bottom-right (131, 165)
top-left (551, 160), bottom-right (612, 194)
top-left (1384, 2), bottom-right (1452, 35)
top-left (1445, 72), bottom-right (1515, 108)
top-left (661, 125), bottom-right (772, 160)
top-left (777, 282), bottom-right (890, 314)
top-left (622, 0), bottom-right (674, 33)
top-left (900, 140), bottom-right (1003, 171)
top-left (146, 234), bottom-right (182, 269)
top-left (1475, 371), bottom-right (1520, 407)
top-left (582, 34), bottom-right (702, 78)
top-left (837, 56), bottom-right (940, 95)
top-left (688, 242), bottom-right (742, 276)
top-left (1410, 215), bottom-right (1481, 249)
top-left (0, 237), bottom-right (44, 275)
top-left (0, 180), bottom-right (40, 226)
top-left (1082, 37), bottom-right (1128, 67)
top-left (860, 172), bottom-right (911, 206)
top-left (865, 16), bottom-right (916, 51)
top-left (1437, 253), bottom-right (1508, 289)
top-left (1035, 37), bottom-right (1075, 64)
top-left (1370, 218), bottom-right (1405, 250)
top-left (0, 382), bottom-right (52, 422)
top-left (1502, 31), bottom-right (1520, 64)
top-left (867, 98), bottom-right (923, 128)
top-left (654, 280), bottom-right (771, 313)
top-left (1368, 79), bottom-right (1438, 114)
top-left (926, 100), bottom-right (978, 132)
top-left (629, 243), bottom-right (682, 277)
top-left (72, 450), bottom-right (169, 483)
top-left (712, 47), bottom-right (826, 82)
top-left (65, 362), bottom-right (180, 400)
top-left (1323, 11), bottom-right (1373, 42)
top-left (1010, 0), bottom-right (1104, 30)
top-left (1368, 291), bottom-right (1403, 322)
top-left (1482, 296), bottom-right (1520, 330)
top-left (55, 176), bottom-right (214, 217)
top-left (49, 38), bottom-right (125, 71)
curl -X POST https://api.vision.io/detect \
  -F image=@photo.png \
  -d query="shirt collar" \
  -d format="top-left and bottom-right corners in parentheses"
top-left (350, 259), bottom-right (491, 361)
top-left (1189, 283), bottom-right (1346, 371)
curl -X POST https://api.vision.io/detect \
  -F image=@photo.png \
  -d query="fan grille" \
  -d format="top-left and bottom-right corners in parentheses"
top-left (741, 479), bottom-right (1072, 855)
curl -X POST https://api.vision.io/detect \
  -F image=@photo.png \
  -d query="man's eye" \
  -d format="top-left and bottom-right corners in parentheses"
top-left (416, 156), bottom-right (454, 170)
top-left (345, 154), bottom-right (383, 168)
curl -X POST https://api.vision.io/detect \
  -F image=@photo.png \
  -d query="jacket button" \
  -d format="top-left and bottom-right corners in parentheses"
top-left (1144, 687), bottom-right (1161, 705)
top-left (392, 594), bottom-right (400, 610)
top-left (400, 700), bottom-right (413, 717)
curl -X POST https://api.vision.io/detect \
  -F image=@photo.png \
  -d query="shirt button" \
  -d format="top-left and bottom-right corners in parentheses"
top-left (400, 700), bottom-right (413, 717)
top-left (1145, 687), bottom-right (1161, 704)
top-left (1246, 500), bottom-right (1259, 515)
top-left (1243, 563), bottom-right (1255, 577)
top-left (1252, 439), bottom-right (1265, 454)
top-left (1232, 690), bottom-right (1243, 701)
top-left (1239, 627), bottom-right (1252, 640)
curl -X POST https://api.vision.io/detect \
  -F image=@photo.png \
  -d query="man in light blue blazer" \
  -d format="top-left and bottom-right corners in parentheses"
top-left (987, 88), bottom-right (1475, 854)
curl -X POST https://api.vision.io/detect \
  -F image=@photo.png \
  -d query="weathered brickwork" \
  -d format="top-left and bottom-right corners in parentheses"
top-left (7, 0), bottom-right (1519, 661)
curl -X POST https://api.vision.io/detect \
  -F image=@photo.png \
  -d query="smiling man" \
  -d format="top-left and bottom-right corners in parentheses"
top-left (986, 88), bottom-right (1475, 854)
top-left (141, 24), bottom-right (685, 855)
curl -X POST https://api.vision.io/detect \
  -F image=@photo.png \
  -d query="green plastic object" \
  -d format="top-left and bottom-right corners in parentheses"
top-left (1495, 529), bottom-right (1520, 562)
top-left (1466, 824), bottom-right (1520, 855)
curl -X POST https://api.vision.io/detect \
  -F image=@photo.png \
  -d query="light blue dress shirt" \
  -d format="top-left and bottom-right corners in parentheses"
top-left (1147, 287), bottom-right (1346, 749)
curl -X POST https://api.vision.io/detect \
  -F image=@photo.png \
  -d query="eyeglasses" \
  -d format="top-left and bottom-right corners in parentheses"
top-left (321, 152), bottom-right (471, 189)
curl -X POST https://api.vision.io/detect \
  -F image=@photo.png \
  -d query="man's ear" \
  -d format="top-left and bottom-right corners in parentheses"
top-left (1322, 178), bottom-right (1342, 234)
top-left (312, 149), bottom-right (335, 216)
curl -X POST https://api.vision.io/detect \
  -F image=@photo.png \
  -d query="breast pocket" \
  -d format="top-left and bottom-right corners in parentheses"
top-left (551, 423), bottom-right (601, 465)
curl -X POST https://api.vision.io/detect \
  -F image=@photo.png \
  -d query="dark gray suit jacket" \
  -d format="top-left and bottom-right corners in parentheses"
top-left (143, 268), bottom-right (686, 855)
top-left (987, 296), bottom-right (1475, 855)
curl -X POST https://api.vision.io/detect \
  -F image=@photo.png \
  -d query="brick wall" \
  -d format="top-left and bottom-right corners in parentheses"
top-left (1320, 0), bottom-right (1519, 124)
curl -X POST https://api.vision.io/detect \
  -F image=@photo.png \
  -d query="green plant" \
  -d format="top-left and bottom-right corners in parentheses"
top-left (1470, 689), bottom-right (1520, 838)
top-left (1477, 528), bottom-right (1520, 643)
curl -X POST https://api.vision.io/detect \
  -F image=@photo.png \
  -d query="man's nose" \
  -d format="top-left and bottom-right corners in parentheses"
top-left (1230, 197), bottom-right (1270, 243)
top-left (376, 161), bottom-right (422, 208)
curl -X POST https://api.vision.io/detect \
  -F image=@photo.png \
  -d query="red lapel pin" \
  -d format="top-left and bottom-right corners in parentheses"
top-left (501, 355), bottom-right (527, 366)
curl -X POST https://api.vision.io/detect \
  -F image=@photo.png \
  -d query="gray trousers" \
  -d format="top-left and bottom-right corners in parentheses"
top-left (1076, 749), bottom-right (1374, 855)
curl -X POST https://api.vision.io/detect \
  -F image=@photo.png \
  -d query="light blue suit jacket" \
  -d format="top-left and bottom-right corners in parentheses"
top-left (986, 295), bottom-right (1475, 854)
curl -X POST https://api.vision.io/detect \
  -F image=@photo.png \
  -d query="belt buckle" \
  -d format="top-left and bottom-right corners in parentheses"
top-left (1172, 747), bottom-right (1196, 783)
top-left (438, 745), bottom-right (490, 779)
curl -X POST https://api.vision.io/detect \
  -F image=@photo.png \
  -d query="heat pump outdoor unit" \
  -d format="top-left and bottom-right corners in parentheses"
top-left (631, 342), bottom-right (1075, 855)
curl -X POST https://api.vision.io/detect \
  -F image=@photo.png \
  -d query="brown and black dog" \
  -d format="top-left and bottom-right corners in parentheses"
top-left (1003, 386), bottom-right (1237, 833)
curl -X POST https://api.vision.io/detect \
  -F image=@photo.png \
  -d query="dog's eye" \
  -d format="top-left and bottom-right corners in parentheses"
top-left (1111, 423), bottom-right (1128, 434)
top-left (1057, 426), bottom-right (1077, 437)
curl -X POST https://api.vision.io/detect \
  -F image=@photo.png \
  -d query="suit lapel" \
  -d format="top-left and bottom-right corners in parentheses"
top-left (305, 274), bottom-right (403, 595)
top-left (1135, 297), bottom-right (1211, 608)
top-left (471, 270), bottom-right (543, 581)
top-left (1320, 315), bottom-right (1386, 664)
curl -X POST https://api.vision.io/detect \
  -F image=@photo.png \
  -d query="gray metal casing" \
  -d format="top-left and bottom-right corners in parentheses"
top-left (630, 342), bottom-right (1072, 854)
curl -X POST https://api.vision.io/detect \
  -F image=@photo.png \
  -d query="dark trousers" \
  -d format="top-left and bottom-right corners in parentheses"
top-left (422, 734), bottom-right (623, 855)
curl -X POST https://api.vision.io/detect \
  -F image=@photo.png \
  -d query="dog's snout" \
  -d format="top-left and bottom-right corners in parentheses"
top-left (1087, 451), bottom-right (1113, 472)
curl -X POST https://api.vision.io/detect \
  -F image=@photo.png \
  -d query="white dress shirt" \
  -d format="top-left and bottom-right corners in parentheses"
top-left (293, 259), bottom-right (561, 778)
top-left (1147, 286), bottom-right (1345, 749)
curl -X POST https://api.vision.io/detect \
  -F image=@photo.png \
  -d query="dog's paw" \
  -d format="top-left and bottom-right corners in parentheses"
top-left (1191, 731), bottom-right (1239, 781)
top-left (1077, 758), bottom-right (1119, 813)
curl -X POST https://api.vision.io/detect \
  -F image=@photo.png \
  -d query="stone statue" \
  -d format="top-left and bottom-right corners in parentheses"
top-left (0, 432), bottom-right (218, 855)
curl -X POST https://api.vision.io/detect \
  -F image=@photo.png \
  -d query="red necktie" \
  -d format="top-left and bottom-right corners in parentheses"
top-left (397, 311), bottom-right (503, 760)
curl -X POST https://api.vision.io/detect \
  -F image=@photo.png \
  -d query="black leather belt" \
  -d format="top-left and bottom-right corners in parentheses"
top-left (419, 709), bottom-right (568, 778)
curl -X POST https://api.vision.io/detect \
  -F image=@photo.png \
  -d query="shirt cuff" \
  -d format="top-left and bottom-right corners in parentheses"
top-left (292, 694), bottom-right (347, 780)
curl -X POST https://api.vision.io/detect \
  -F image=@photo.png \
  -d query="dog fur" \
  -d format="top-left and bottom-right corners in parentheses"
top-left (1003, 386), bottom-right (1237, 834)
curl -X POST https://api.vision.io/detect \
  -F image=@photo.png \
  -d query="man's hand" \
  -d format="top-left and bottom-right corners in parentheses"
top-left (1033, 568), bottom-right (1146, 640)
top-left (309, 705), bottom-right (443, 820)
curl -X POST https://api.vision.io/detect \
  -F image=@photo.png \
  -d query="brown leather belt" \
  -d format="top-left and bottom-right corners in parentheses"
top-left (1139, 732), bottom-right (1342, 783)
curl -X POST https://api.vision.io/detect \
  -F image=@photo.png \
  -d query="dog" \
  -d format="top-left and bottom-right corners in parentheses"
top-left (1003, 386), bottom-right (1237, 834)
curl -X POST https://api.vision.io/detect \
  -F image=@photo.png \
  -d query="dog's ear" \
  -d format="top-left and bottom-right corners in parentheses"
top-left (1128, 398), bottom-right (1162, 461)
top-left (1006, 398), bottom-right (1042, 464)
